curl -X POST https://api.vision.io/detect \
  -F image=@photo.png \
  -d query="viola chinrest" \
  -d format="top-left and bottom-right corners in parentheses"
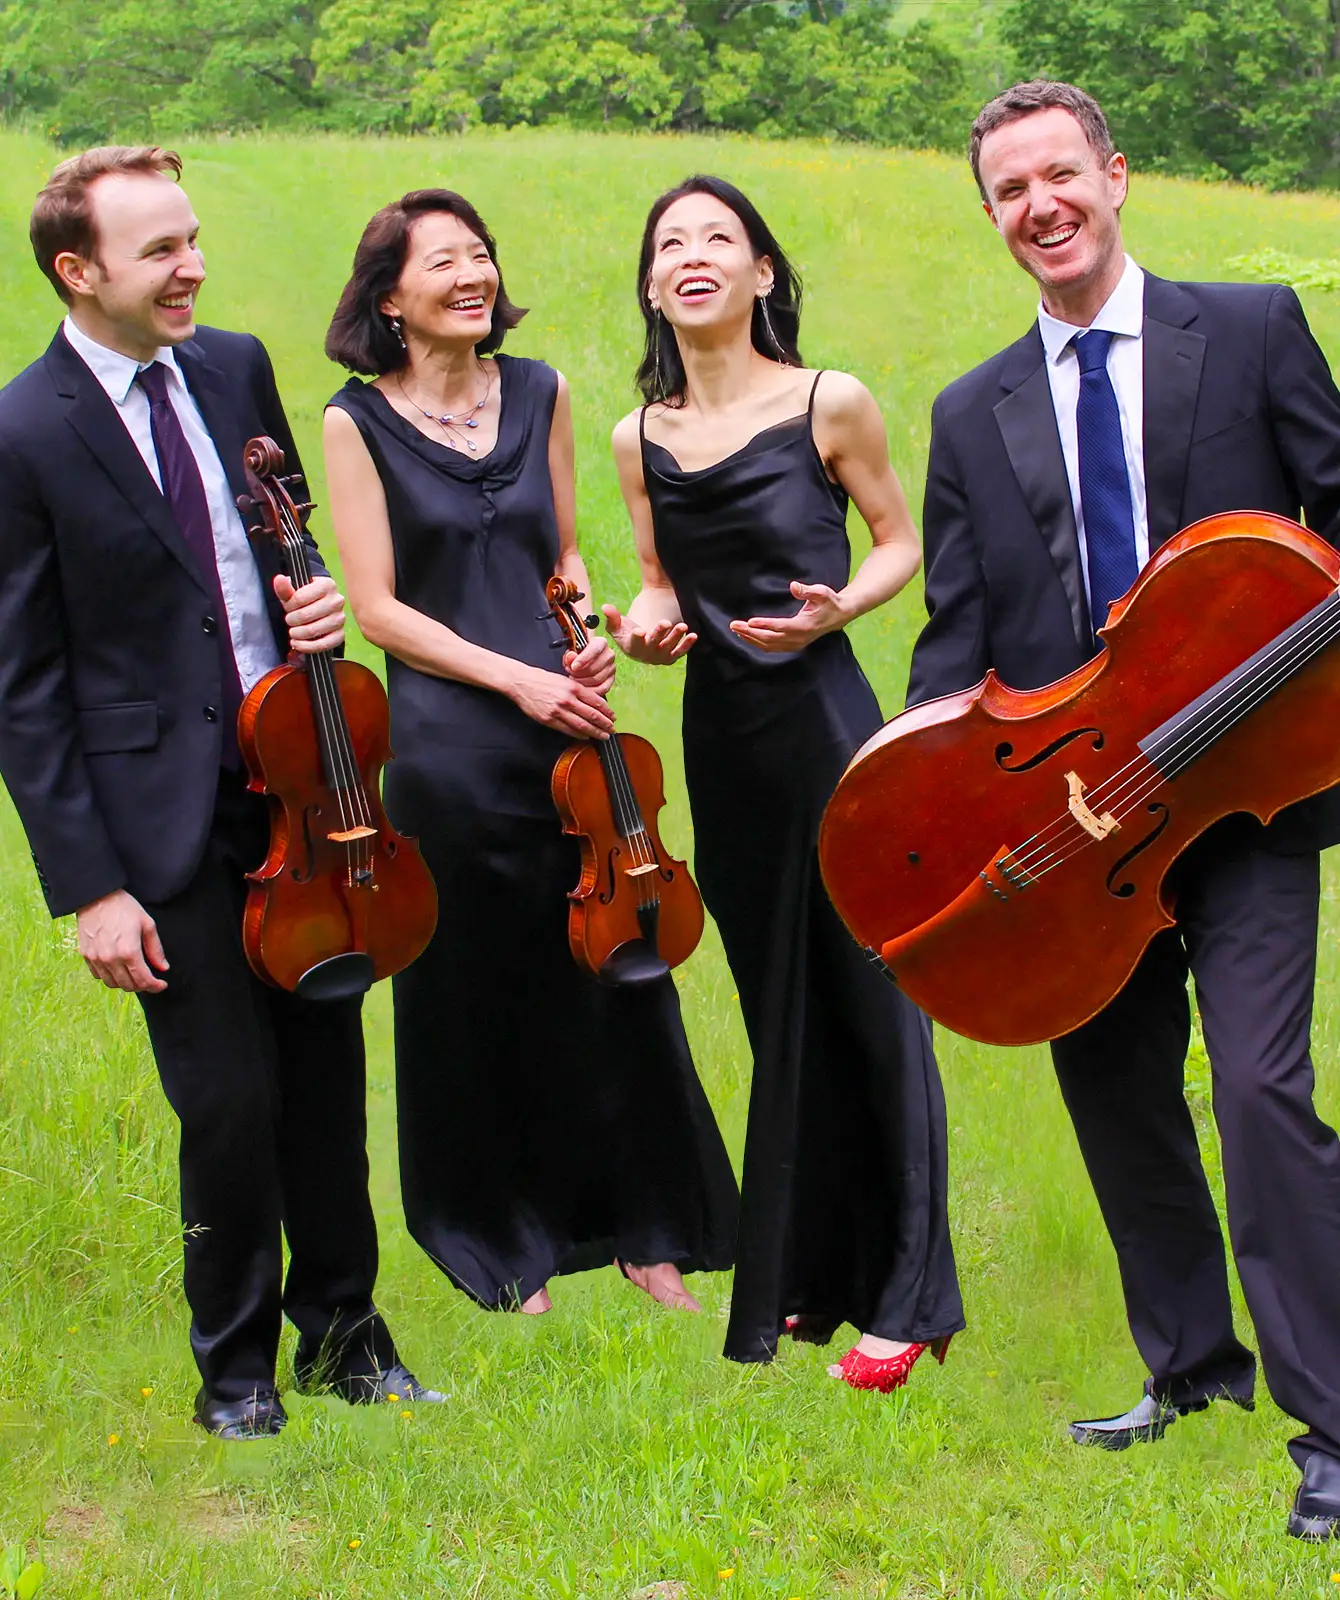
top-left (598, 939), bottom-right (671, 988)
top-left (292, 951), bottom-right (376, 1003)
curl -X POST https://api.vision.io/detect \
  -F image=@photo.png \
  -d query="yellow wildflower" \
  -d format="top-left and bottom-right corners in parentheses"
top-left (107, 1433), bottom-right (120, 1446)
top-left (140, 1386), bottom-right (153, 1398)
top-left (718, 1570), bottom-right (735, 1580)
top-left (386, 1392), bottom-right (400, 1403)
top-left (348, 1538), bottom-right (362, 1550)
top-left (401, 1410), bottom-right (414, 1420)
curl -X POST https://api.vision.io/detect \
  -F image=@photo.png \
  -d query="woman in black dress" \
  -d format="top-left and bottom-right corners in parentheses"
top-left (322, 189), bottom-right (736, 1317)
top-left (608, 176), bottom-right (964, 1387)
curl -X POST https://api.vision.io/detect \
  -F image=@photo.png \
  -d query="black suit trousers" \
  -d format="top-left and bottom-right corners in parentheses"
top-left (137, 770), bottom-right (396, 1401)
top-left (1051, 819), bottom-right (1340, 1464)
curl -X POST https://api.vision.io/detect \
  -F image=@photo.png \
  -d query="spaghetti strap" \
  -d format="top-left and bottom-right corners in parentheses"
top-left (806, 370), bottom-right (825, 416)
top-left (639, 405), bottom-right (648, 447)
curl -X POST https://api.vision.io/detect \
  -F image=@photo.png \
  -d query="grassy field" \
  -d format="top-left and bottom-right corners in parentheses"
top-left (1, 127), bottom-right (1340, 1598)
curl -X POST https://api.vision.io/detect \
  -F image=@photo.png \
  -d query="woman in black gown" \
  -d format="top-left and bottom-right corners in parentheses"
top-left (322, 188), bottom-right (736, 1317)
top-left (608, 176), bottom-right (964, 1387)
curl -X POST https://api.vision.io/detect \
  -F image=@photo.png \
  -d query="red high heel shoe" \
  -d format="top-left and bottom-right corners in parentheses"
top-left (830, 1334), bottom-right (954, 1393)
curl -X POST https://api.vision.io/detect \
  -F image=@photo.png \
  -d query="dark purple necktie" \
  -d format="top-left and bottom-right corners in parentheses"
top-left (136, 361), bottom-right (243, 767)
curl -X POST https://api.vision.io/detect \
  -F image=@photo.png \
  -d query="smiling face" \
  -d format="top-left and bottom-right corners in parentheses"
top-left (977, 105), bottom-right (1128, 323)
top-left (56, 172), bottom-right (205, 361)
top-left (381, 211), bottom-right (499, 352)
top-left (645, 192), bottom-right (773, 339)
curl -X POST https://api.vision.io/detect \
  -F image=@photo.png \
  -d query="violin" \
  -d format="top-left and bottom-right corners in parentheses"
top-left (236, 436), bottom-right (438, 1001)
top-left (819, 511), bottom-right (1340, 1046)
top-left (546, 576), bottom-right (704, 986)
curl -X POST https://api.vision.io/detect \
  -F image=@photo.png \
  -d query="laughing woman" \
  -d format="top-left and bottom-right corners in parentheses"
top-left (322, 189), bottom-right (737, 1318)
top-left (607, 175), bottom-right (964, 1388)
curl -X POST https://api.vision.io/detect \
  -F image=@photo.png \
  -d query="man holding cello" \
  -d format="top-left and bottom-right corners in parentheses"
top-left (0, 146), bottom-right (438, 1437)
top-left (908, 79), bottom-right (1340, 1537)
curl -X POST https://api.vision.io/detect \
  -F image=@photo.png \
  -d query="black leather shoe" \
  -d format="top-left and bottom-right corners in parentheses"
top-left (193, 1387), bottom-right (287, 1440)
top-left (315, 1362), bottom-right (446, 1406)
top-left (1069, 1392), bottom-right (1178, 1450)
top-left (1288, 1451), bottom-right (1340, 1540)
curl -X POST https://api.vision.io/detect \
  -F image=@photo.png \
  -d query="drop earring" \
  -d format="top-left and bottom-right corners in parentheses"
top-left (650, 305), bottom-right (667, 401)
top-left (389, 314), bottom-right (407, 350)
top-left (757, 293), bottom-right (784, 359)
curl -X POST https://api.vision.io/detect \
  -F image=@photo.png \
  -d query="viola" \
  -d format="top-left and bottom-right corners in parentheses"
top-left (546, 576), bottom-right (704, 986)
top-left (818, 511), bottom-right (1340, 1046)
top-left (236, 436), bottom-right (437, 1001)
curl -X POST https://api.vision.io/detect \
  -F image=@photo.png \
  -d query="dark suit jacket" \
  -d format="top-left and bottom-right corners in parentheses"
top-left (907, 273), bottom-right (1340, 853)
top-left (0, 324), bottom-right (327, 916)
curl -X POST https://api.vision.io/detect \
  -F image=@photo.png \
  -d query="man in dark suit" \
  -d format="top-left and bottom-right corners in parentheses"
top-left (0, 145), bottom-right (439, 1438)
top-left (908, 80), bottom-right (1340, 1537)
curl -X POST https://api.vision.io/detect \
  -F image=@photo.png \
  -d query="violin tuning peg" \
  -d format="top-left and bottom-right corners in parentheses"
top-left (549, 639), bottom-right (567, 650)
top-left (236, 494), bottom-right (253, 514)
top-left (584, 614), bottom-right (598, 628)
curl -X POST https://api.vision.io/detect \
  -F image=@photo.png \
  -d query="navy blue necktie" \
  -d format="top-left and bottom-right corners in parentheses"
top-left (1073, 328), bottom-right (1138, 632)
top-left (137, 361), bottom-right (243, 766)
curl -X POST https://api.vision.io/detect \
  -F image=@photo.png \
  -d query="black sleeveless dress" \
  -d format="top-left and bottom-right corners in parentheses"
top-left (329, 356), bottom-right (736, 1307)
top-left (640, 374), bottom-right (964, 1362)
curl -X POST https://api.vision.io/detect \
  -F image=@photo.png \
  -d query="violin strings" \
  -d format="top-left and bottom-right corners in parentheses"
top-left (998, 592), bottom-right (1340, 887)
top-left (568, 604), bottom-right (658, 913)
top-left (278, 506), bottom-right (372, 883)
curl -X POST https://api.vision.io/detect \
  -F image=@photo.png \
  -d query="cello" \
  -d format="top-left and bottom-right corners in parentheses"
top-left (545, 576), bottom-right (704, 986)
top-left (819, 511), bottom-right (1340, 1046)
top-left (236, 436), bottom-right (438, 1001)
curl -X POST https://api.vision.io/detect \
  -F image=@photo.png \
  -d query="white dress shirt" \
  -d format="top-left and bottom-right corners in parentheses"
top-left (1037, 255), bottom-right (1148, 618)
top-left (62, 316), bottom-right (280, 692)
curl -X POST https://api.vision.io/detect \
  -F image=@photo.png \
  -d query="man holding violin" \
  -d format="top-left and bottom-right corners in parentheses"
top-left (0, 145), bottom-right (438, 1438)
top-left (908, 80), bottom-right (1340, 1537)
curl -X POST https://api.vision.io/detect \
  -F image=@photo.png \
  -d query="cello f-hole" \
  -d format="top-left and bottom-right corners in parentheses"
top-left (1104, 802), bottom-right (1171, 900)
top-left (995, 727), bottom-right (1106, 773)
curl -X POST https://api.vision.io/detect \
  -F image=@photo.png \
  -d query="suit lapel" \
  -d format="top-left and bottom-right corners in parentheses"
top-left (993, 328), bottom-right (1092, 650)
top-left (1141, 275), bottom-right (1205, 551)
top-left (47, 330), bottom-right (208, 592)
top-left (176, 341), bottom-right (251, 510)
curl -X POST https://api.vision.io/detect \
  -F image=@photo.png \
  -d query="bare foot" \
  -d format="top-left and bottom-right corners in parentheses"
top-left (616, 1260), bottom-right (702, 1312)
top-left (827, 1333), bottom-right (913, 1379)
top-left (521, 1286), bottom-right (552, 1315)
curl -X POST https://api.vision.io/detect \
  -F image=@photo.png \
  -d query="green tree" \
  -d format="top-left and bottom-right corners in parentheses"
top-left (1002, 0), bottom-right (1340, 188)
top-left (411, 0), bottom-right (702, 131)
top-left (313, 0), bottom-right (437, 131)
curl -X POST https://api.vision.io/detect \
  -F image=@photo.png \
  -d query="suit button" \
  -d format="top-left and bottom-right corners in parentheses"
top-left (203, 705), bottom-right (219, 722)
top-left (203, 614), bottom-right (218, 635)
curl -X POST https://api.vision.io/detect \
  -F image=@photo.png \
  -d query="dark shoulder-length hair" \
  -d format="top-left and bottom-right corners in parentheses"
top-left (325, 188), bottom-right (527, 375)
top-left (634, 174), bottom-right (803, 407)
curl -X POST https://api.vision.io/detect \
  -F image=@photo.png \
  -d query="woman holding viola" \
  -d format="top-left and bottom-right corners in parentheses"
top-left (607, 175), bottom-right (964, 1388)
top-left (322, 189), bottom-right (735, 1318)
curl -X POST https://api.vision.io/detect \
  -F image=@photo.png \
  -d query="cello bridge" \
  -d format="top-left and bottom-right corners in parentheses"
top-left (1065, 771), bottom-right (1120, 840)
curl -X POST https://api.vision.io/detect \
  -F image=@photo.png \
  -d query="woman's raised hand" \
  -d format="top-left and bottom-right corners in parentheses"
top-left (511, 665), bottom-right (614, 739)
top-left (602, 603), bottom-right (697, 665)
top-left (729, 580), bottom-right (850, 654)
top-left (564, 635), bottom-right (617, 696)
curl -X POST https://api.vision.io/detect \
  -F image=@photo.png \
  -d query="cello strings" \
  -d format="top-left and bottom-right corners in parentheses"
top-left (1001, 596), bottom-right (1340, 886)
top-left (999, 592), bottom-right (1340, 881)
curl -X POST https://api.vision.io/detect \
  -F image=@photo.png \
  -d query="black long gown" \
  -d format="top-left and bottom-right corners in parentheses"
top-left (329, 357), bottom-right (737, 1308)
top-left (640, 374), bottom-right (964, 1362)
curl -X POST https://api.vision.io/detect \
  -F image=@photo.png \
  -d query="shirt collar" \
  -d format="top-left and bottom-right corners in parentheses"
top-left (62, 315), bottom-right (184, 405)
top-left (1038, 255), bottom-right (1145, 366)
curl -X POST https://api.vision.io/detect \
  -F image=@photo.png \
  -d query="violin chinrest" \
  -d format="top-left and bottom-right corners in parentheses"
top-left (597, 939), bottom-right (671, 988)
top-left (293, 951), bottom-right (376, 1003)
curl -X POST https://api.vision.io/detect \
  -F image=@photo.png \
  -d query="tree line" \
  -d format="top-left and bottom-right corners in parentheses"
top-left (2, 0), bottom-right (1338, 191)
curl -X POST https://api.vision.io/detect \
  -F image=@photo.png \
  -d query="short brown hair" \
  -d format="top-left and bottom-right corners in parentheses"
top-left (970, 80), bottom-right (1115, 203)
top-left (30, 145), bottom-right (184, 304)
top-left (325, 190), bottom-right (527, 376)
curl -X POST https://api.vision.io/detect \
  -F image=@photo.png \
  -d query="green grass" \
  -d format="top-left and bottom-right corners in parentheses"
top-left (2, 128), bottom-right (1340, 1597)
